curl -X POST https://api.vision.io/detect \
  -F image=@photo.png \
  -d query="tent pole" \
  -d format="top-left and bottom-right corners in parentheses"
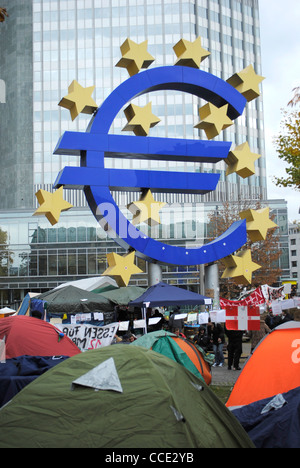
top-left (142, 304), bottom-right (147, 334)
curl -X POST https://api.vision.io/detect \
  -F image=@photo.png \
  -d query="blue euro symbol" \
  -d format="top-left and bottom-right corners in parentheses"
top-left (54, 66), bottom-right (247, 266)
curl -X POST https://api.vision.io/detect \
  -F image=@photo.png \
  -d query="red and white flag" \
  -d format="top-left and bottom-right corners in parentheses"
top-left (226, 305), bottom-right (260, 331)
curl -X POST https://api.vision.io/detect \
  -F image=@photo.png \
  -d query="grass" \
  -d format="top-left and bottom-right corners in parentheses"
top-left (210, 385), bottom-right (233, 405)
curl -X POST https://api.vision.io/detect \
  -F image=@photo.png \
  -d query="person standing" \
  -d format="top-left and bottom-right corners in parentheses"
top-left (225, 327), bottom-right (244, 371)
top-left (207, 321), bottom-right (225, 368)
top-left (249, 318), bottom-right (271, 354)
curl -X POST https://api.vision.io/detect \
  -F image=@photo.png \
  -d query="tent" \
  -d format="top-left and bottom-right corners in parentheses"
top-left (226, 321), bottom-right (300, 409)
top-left (33, 286), bottom-right (115, 323)
top-left (0, 316), bottom-right (81, 359)
top-left (0, 355), bottom-right (69, 408)
top-left (0, 307), bottom-right (16, 318)
top-left (54, 275), bottom-right (118, 292)
top-left (99, 286), bottom-right (146, 305)
top-left (0, 345), bottom-right (254, 448)
top-left (232, 386), bottom-right (300, 448)
top-left (17, 292), bottom-right (40, 316)
top-left (129, 282), bottom-right (212, 308)
top-left (132, 330), bottom-right (212, 385)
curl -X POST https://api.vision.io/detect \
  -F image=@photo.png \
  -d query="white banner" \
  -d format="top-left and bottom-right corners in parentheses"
top-left (56, 322), bottom-right (119, 352)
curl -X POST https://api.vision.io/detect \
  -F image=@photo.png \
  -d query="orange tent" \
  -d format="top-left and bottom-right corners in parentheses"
top-left (226, 321), bottom-right (300, 409)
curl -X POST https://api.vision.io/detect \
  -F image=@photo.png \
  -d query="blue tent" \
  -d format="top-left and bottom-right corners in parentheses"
top-left (129, 282), bottom-right (212, 308)
top-left (0, 355), bottom-right (69, 408)
top-left (232, 386), bottom-right (300, 448)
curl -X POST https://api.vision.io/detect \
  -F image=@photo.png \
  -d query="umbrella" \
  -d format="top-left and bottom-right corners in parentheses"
top-left (0, 307), bottom-right (16, 317)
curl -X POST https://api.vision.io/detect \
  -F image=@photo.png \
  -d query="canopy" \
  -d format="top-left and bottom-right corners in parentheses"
top-left (132, 330), bottom-right (212, 385)
top-left (226, 321), bottom-right (300, 409)
top-left (0, 316), bottom-right (81, 359)
top-left (0, 345), bottom-right (254, 448)
top-left (100, 286), bottom-right (146, 305)
top-left (129, 282), bottom-right (212, 307)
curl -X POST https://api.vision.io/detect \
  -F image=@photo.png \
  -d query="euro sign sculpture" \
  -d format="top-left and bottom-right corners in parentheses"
top-left (54, 65), bottom-right (248, 266)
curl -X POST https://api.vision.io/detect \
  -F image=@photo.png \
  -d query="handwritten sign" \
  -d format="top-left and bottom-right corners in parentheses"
top-left (56, 322), bottom-right (119, 352)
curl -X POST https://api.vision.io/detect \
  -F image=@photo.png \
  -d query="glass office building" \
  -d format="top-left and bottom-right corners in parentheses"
top-left (31, 0), bottom-right (266, 202)
top-left (0, 0), bottom-right (289, 305)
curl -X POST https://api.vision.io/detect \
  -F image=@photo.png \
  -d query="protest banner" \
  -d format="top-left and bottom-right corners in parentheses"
top-left (56, 322), bottom-right (119, 352)
top-left (220, 287), bottom-right (265, 308)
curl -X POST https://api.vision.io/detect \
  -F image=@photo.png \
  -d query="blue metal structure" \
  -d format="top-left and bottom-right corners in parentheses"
top-left (54, 66), bottom-right (248, 266)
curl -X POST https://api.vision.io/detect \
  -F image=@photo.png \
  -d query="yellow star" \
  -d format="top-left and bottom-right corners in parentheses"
top-left (194, 103), bottom-right (233, 139)
top-left (227, 64), bottom-right (265, 102)
top-left (173, 37), bottom-right (210, 69)
top-left (221, 249), bottom-right (261, 285)
top-left (33, 186), bottom-right (73, 226)
top-left (103, 251), bottom-right (143, 287)
top-left (58, 80), bottom-right (98, 121)
top-left (115, 38), bottom-right (155, 76)
top-left (127, 190), bottom-right (166, 227)
top-left (122, 102), bottom-right (161, 136)
top-left (239, 207), bottom-right (278, 242)
top-left (225, 141), bottom-right (261, 179)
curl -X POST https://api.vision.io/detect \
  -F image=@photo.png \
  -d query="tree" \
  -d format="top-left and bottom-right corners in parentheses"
top-left (0, 7), bottom-right (8, 23)
top-left (288, 87), bottom-right (300, 108)
top-left (207, 200), bottom-right (282, 298)
top-left (0, 228), bottom-right (13, 276)
top-left (273, 90), bottom-right (300, 190)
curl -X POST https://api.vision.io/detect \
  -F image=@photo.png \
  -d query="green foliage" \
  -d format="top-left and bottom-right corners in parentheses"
top-left (273, 109), bottom-right (300, 190)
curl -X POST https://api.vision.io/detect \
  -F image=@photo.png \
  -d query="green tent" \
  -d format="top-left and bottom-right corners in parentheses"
top-left (132, 331), bottom-right (213, 385)
top-left (37, 285), bottom-right (113, 314)
top-left (0, 346), bottom-right (254, 448)
top-left (98, 286), bottom-right (146, 305)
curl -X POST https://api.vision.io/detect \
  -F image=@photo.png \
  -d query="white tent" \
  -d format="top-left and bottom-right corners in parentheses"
top-left (0, 307), bottom-right (16, 317)
top-left (54, 276), bottom-right (118, 292)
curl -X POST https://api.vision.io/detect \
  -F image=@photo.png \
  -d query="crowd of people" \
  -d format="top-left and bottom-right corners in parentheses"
top-left (113, 304), bottom-right (295, 370)
top-left (193, 308), bottom-right (295, 371)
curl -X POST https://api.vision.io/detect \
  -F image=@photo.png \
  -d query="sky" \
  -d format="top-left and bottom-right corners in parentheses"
top-left (259, 0), bottom-right (300, 222)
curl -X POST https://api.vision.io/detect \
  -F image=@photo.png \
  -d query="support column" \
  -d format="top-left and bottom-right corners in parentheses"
top-left (148, 262), bottom-right (162, 287)
top-left (205, 263), bottom-right (220, 308)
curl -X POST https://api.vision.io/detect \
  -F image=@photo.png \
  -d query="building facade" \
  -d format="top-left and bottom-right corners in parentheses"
top-left (0, 0), bottom-right (290, 306)
top-left (289, 222), bottom-right (300, 293)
